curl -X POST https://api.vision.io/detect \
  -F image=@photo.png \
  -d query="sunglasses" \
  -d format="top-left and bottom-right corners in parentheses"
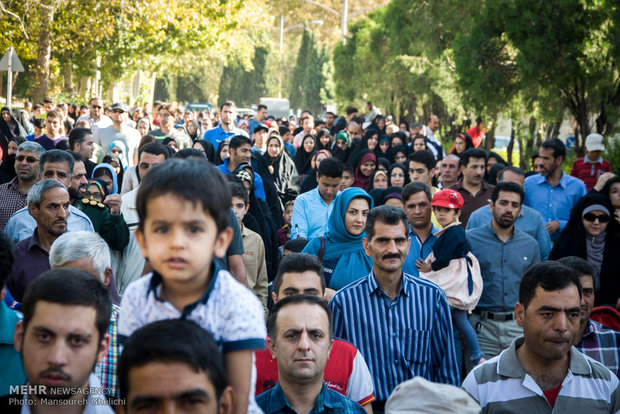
top-left (16, 155), bottom-right (39, 163)
top-left (583, 213), bottom-right (610, 223)
top-left (91, 105), bottom-right (102, 109)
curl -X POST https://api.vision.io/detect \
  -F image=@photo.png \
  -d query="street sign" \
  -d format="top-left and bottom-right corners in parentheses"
top-left (565, 136), bottom-right (575, 149)
top-left (0, 48), bottom-right (24, 109)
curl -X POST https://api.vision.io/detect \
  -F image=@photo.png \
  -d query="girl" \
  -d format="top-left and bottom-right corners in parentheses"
top-left (352, 150), bottom-right (377, 191)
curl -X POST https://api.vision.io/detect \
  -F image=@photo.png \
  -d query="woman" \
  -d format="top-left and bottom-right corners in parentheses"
top-left (262, 133), bottom-right (300, 206)
top-left (376, 136), bottom-right (392, 162)
top-left (602, 177), bottom-right (620, 225)
top-left (0, 107), bottom-right (27, 157)
top-left (550, 193), bottom-right (620, 306)
top-left (216, 139), bottom-right (230, 165)
top-left (388, 163), bottom-right (407, 187)
top-left (293, 134), bottom-right (316, 177)
top-left (92, 163), bottom-right (119, 194)
top-left (302, 187), bottom-right (374, 297)
top-left (352, 150), bottom-right (377, 191)
top-left (184, 119), bottom-right (201, 142)
top-left (162, 137), bottom-right (179, 153)
top-left (107, 140), bottom-right (129, 170)
top-left (349, 129), bottom-right (380, 168)
top-left (192, 139), bottom-right (216, 164)
top-left (332, 131), bottom-right (353, 164)
top-left (102, 154), bottom-right (124, 191)
top-left (369, 169), bottom-right (388, 190)
top-left (392, 145), bottom-right (409, 165)
top-left (136, 118), bottom-right (151, 138)
top-left (300, 149), bottom-right (332, 194)
top-left (485, 152), bottom-right (506, 179)
top-left (411, 135), bottom-right (428, 152)
top-left (316, 128), bottom-right (332, 151)
top-left (451, 133), bottom-right (474, 156)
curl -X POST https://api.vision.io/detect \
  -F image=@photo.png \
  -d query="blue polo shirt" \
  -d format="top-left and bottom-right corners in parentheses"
top-left (403, 224), bottom-right (439, 277)
top-left (0, 303), bottom-right (26, 396)
top-left (203, 125), bottom-right (248, 150)
top-left (257, 383), bottom-right (365, 413)
top-left (216, 160), bottom-right (266, 201)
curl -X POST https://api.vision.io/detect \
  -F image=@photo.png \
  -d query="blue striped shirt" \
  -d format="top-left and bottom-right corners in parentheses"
top-left (330, 272), bottom-right (460, 403)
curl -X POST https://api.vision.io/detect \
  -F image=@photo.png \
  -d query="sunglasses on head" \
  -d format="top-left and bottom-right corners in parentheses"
top-left (583, 213), bottom-right (610, 223)
top-left (16, 155), bottom-right (39, 163)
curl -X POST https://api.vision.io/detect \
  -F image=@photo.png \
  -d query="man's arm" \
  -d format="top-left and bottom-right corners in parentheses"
top-left (534, 214), bottom-right (552, 261)
top-left (430, 291), bottom-right (460, 386)
top-left (225, 350), bottom-right (252, 414)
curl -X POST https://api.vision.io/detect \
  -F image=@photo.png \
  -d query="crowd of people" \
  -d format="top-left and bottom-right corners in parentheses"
top-left (1, 96), bottom-right (620, 413)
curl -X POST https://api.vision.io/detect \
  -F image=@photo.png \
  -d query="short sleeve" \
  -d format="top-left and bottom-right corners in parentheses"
top-left (227, 209), bottom-right (244, 256)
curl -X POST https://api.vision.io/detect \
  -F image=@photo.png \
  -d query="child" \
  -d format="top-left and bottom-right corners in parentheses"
top-left (118, 158), bottom-right (266, 414)
top-left (416, 189), bottom-right (485, 366)
top-left (231, 182), bottom-right (269, 314)
top-left (277, 200), bottom-right (294, 246)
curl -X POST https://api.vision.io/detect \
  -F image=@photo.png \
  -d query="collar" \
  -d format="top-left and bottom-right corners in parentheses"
top-left (268, 383), bottom-right (340, 412)
top-left (26, 229), bottom-right (45, 252)
top-left (584, 155), bottom-right (603, 164)
top-left (367, 271), bottom-right (410, 298)
top-left (483, 221), bottom-right (516, 242)
top-left (146, 263), bottom-right (220, 319)
top-left (499, 337), bottom-right (592, 378)
top-left (409, 223), bottom-right (440, 238)
top-left (535, 171), bottom-right (567, 188)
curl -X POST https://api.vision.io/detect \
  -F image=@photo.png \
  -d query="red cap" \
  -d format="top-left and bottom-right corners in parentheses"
top-left (432, 189), bottom-right (464, 210)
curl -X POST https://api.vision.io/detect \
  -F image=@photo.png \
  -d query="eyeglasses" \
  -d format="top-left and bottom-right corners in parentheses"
top-left (85, 191), bottom-right (104, 201)
top-left (111, 109), bottom-right (125, 114)
top-left (583, 213), bottom-right (610, 223)
top-left (16, 155), bottom-right (39, 163)
top-left (111, 148), bottom-right (123, 154)
top-left (91, 105), bottom-right (102, 109)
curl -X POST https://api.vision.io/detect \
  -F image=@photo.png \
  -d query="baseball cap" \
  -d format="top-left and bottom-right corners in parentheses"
top-left (432, 189), bottom-right (464, 210)
top-left (253, 123), bottom-right (269, 134)
top-left (585, 133), bottom-right (605, 152)
top-left (110, 102), bottom-right (129, 113)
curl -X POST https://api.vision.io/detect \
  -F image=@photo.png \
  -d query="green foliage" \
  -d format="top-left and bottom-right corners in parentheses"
top-left (217, 47), bottom-right (271, 107)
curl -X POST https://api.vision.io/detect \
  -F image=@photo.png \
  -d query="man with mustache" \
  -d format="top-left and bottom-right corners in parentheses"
top-left (450, 148), bottom-right (494, 227)
top-left (2, 268), bottom-right (113, 413)
top-left (463, 261), bottom-right (620, 413)
top-left (7, 180), bottom-right (70, 302)
top-left (330, 206), bottom-right (459, 412)
top-left (467, 181), bottom-right (541, 359)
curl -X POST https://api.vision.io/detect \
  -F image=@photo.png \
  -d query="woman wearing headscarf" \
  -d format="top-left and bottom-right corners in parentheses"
top-left (484, 151), bottom-right (506, 182)
top-left (331, 130), bottom-right (353, 164)
top-left (300, 149), bottom-right (332, 194)
top-left (303, 187), bottom-right (374, 298)
top-left (316, 128), bottom-right (332, 152)
top-left (388, 163), bottom-right (408, 188)
top-left (352, 150), bottom-right (377, 191)
top-left (293, 134), bottom-right (316, 177)
top-left (369, 169), bottom-right (389, 190)
top-left (0, 107), bottom-right (27, 159)
top-left (192, 139), bottom-right (216, 164)
top-left (450, 132), bottom-right (475, 156)
top-left (375, 136), bottom-right (393, 162)
top-left (550, 193), bottom-right (620, 306)
top-left (183, 119), bottom-right (201, 142)
top-left (107, 140), bottom-right (129, 170)
top-left (102, 154), bottom-right (124, 191)
top-left (349, 128), bottom-right (380, 168)
top-left (262, 132), bottom-right (300, 207)
top-left (92, 163), bottom-right (119, 194)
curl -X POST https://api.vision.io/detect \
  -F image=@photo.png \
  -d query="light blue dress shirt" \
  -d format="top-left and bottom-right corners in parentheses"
top-left (466, 204), bottom-right (552, 260)
top-left (290, 187), bottom-right (337, 239)
top-left (5, 205), bottom-right (94, 243)
top-left (403, 224), bottom-right (439, 277)
top-left (524, 171), bottom-right (586, 241)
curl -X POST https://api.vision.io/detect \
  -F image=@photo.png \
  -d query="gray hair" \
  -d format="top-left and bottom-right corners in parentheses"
top-left (40, 149), bottom-right (74, 177)
top-left (49, 231), bottom-right (111, 283)
top-left (27, 179), bottom-right (67, 208)
top-left (17, 141), bottom-right (46, 157)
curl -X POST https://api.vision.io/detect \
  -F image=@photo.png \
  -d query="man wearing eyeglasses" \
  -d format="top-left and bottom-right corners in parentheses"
top-left (0, 142), bottom-right (45, 231)
top-left (93, 102), bottom-right (140, 167)
top-left (76, 97), bottom-right (112, 135)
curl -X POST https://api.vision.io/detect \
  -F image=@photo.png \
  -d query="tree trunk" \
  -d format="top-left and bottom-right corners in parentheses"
top-left (507, 122), bottom-right (516, 165)
top-left (63, 60), bottom-right (74, 95)
top-left (77, 76), bottom-right (90, 99)
top-left (32, 1), bottom-right (54, 104)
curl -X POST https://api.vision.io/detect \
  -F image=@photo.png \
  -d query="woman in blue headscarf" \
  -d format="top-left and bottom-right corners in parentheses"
top-left (107, 140), bottom-right (129, 170)
top-left (303, 187), bottom-right (374, 299)
top-left (92, 163), bottom-right (119, 194)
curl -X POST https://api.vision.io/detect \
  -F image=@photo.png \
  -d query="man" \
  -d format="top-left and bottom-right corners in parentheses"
top-left (68, 152), bottom-right (129, 252)
top-left (408, 150), bottom-right (439, 192)
top-left (252, 124), bottom-right (269, 154)
top-left (331, 206), bottom-right (459, 411)
top-left (293, 115), bottom-right (316, 150)
top-left (0, 142), bottom-right (44, 231)
top-left (249, 104), bottom-right (268, 135)
top-left (401, 182), bottom-right (439, 277)
top-left (365, 102), bottom-right (381, 123)
top-left (291, 158), bottom-right (343, 239)
top-left (467, 181), bottom-right (541, 358)
top-left (571, 133), bottom-right (611, 192)
top-left (524, 138), bottom-right (587, 241)
top-left (560, 257), bottom-right (620, 379)
top-left (463, 261), bottom-right (620, 413)
top-left (450, 148), bottom-right (494, 227)
top-left (5, 149), bottom-right (93, 243)
top-left (203, 101), bottom-right (248, 150)
top-left (118, 319), bottom-right (234, 414)
top-left (50, 231), bottom-right (121, 397)
top-left (467, 166), bottom-right (552, 260)
top-left (2, 268), bottom-right (113, 413)
top-left (531, 152), bottom-right (544, 175)
top-left (150, 104), bottom-right (191, 149)
top-left (34, 110), bottom-right (67, 150)
top-left (217, 135), bottom-right (266, 201)
top-left (258, 294), bottom-right (366, 413)
top-left (76, 97), bottom-right (112, 135)
top-left (93, 103), bottom-right (141, 166)
top-left (68, 127), bottom-right (97, 176)
top-left (7, 180), bottom-right (69, 302)
top-left (255, 253), bottom-right (375, 411)
top-left (438, 154), bottom-right (460, 189)
top-left (325, 111), bottom-right (337, 135)
top-left (423, 115), bottom-right (444, 159)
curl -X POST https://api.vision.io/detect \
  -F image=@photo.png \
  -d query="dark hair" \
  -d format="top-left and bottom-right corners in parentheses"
top-left (459, 148), bottom-right (487, 168)
top-left (40, 149), bottom-right (74, 176)
top-left (557, 256), bottom-right (597, 289)
top-left (267, 294), bottom-right (333, 340)
top-left (519, 261), bottom-right (581, 310)
top-left (21, 268), bottom-right (111, 342)
top-left (68, 127), bottom-right (93, 150)
top-left (230, 182), bottom-right (249, 205)
top-left (257, 104), bottom-right (267, 112)
top-left (273, 253), bottom-right (325, 297)
top-left (317, 157), bottom-right (344, 178)
top-left (67, 150), bottom-right (85, 164)
top-left (137, 158), bottom-right (231, 233)
top-left (138, 142), bottom-right (170, 162)
top-left (402, 182), bottom-right (432, 203)
top-left (0, 233), bottom-right (13, 290)
top-left (345, 106), bottom-right (358, 116)
top-left (283, 238), bottom-right (309, 253)
top-left (229, 135), bottom-right (252, 150)
top-left (412, 135), bottom-right (427, 149)
top-left (365, 205), bottom-right (409, 240)
top-left (408, 150), bottom-right (435, 172)
top-left (342, 163), bottom-right (354, 175)
top-left (174, 148), bottom-right (206, 160)
top-left (118, 319), bottom-right (227, 400)
top-left (541, 138), bottom-right (566, 160)
top-left (531, 152), bottom-right (541, 165)
top-left (498, 166), bottom-right (525, 182)
top-left (220, 101), bottom-right (236, 111)
top-left (491, 181), bottom-right (525, 204)
top-left (488, 163), bottom-right (507, 185)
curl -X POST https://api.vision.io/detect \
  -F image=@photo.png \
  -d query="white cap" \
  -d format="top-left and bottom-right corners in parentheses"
top-left (585, 133), bottom-right (605, 152)
top-left (385, 377), bottom-right (480, 413)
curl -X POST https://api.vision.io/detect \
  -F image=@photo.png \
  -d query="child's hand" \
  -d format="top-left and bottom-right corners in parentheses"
top-left (416, 258), bottom-right (431, 273)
